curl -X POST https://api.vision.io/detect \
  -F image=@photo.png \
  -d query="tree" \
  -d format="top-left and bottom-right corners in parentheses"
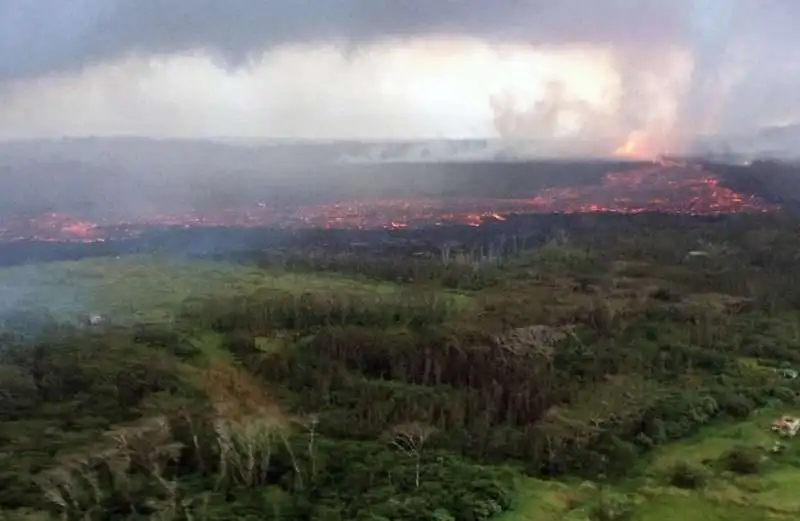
top-left (293, 414), bottom-right (320, 479)
top-left (204, 362), bottom-right (301, 489)
top-left (385, 422), bottom-right (435, 489)
top-left (36, 416), bottom-right (183, 520)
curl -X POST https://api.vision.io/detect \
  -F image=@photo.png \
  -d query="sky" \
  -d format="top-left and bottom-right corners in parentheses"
top-left (1, 0), bottom-right (799, 150)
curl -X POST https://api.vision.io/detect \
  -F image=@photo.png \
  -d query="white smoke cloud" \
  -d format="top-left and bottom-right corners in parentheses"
top-left (0, 38), bottom-right (694, 146)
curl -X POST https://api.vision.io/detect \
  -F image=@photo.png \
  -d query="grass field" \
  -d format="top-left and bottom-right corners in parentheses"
top-left (499, 478), bottom-right (601, 521)
top-left (0, 254), bottom-right (449, 324)
top-left (500, 408), bottom-right (800, 521)
top-left (636, 407), bottom-right (800, 520)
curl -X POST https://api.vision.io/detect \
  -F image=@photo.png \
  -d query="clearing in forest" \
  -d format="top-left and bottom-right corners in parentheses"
top-left (501, 409), bottom-right (800, 521)
top-left (0, 254), bottom-right (463, 324)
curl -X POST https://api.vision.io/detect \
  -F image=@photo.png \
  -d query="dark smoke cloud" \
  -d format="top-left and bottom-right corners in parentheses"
top-left (2, 0), bottom-right (800, 142)
top-left (0, 0), bottom-right (701, 81)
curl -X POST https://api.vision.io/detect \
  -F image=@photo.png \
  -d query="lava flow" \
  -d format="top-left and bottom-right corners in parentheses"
top-left (524, 162), bottom-right (777, 214)
top-left (0, 163), bottom-right (779, 243)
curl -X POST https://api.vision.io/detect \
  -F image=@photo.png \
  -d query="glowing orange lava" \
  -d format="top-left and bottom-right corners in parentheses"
top-left (0, 164), bottom-right (779, 243)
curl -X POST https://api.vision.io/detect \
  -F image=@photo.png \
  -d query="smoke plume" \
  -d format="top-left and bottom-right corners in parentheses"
top-left (0, 0), bottom-right (799, 151)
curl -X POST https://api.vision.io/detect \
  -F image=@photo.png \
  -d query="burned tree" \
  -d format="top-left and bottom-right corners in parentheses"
top-left (204, 363), bottom-right (301, 489)
top-left (293, 413), bottom-right (320, 480)
top-left (36, 416), bottom-right (183, 520)
top-left (386, 422), bottom-right (435, 489)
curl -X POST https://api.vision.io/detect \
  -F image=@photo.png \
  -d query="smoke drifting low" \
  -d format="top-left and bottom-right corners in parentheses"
top-left (1, 0), bottom-right (799, 152)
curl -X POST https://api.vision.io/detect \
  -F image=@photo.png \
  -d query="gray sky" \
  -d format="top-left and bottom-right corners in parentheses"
top-left (1, 0), bottom-right (799, 148)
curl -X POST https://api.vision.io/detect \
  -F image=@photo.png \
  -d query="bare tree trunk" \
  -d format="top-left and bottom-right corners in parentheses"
top-left (415, 452), bottom-right (421, 489)
top-left (281, 435), bottom-right (303, 490)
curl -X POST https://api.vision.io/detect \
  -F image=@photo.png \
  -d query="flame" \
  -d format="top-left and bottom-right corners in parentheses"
top-left (613, 131), bottom-right (658, 160)
top-left (614, 138), bottom-right (638, 157)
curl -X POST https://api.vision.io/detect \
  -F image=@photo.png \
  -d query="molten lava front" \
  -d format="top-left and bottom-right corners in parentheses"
top-left (0, 164), bottom-right (778, 243)
top-left (527, 164), bottom-right (775, 214)
top-left (0, 213), bottom-right (106, 243)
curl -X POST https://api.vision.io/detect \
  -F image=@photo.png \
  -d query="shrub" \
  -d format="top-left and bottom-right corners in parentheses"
top-left (644, 418), bottom-right (667, 445)
top-left (633, 433), bottom-right (654, 451)
top-left (771, 386), bottom-right (797, 404)
top-left (589, 491), bottom-right (634, 521)
top-left (650, 287), bottom-right (680, 302)
top-left (724, 446), bottom-right (762, 475)
top-left (718, 394), bottom-right (755, 419)
top-left (668, 461), bottom-right (707, 489)
top-left (603, 438), bottom-right (640, 476)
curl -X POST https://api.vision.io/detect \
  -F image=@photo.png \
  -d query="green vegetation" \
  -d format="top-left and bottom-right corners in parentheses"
top-left (4, 213), bottom-right (800, 519)
top-left (501, 406), bottom-right (800, 521)
top-left (0, 255), bottom-right (456, 323)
